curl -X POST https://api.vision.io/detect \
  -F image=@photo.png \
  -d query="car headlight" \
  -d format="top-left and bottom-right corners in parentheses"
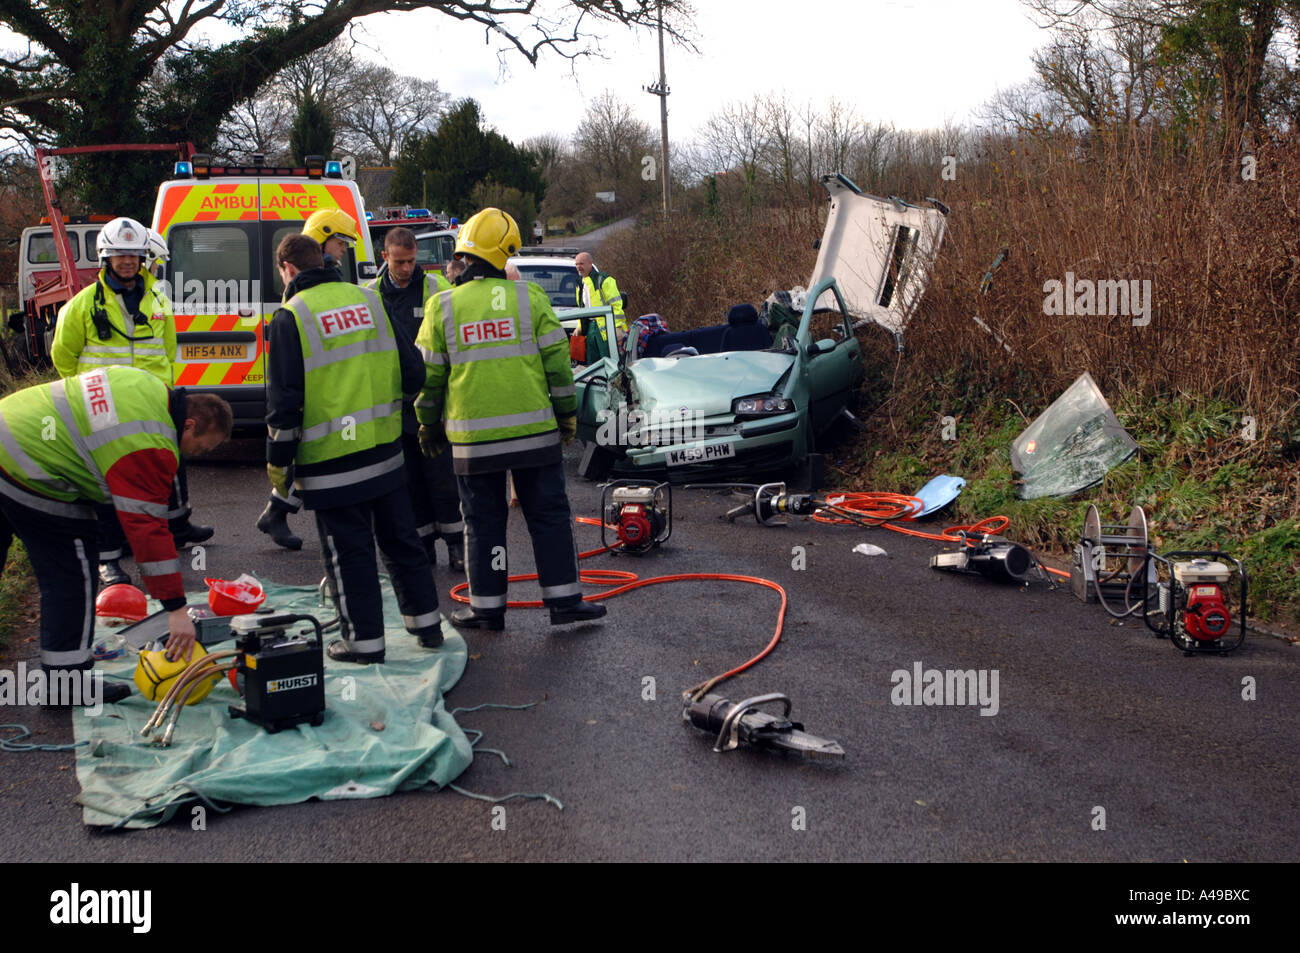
top-left (733, 396), bottom-right (794, 417)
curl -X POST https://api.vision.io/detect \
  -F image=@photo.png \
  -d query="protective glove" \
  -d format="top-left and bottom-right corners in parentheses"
top-left (419, 424), bottom-right (448, 459)
top-left (267, 464), bottom-right (291, 498)
top-left (557, 414), bottom-right (577, 445)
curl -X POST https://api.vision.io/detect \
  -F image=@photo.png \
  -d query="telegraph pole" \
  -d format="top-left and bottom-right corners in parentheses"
top-left (643, 0), bottom-right (671, 216)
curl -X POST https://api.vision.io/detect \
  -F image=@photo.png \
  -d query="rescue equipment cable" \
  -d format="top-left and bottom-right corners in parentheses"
top-left (811, 490), bottom-right (1071, 580)
top-left (447, 518), bottom-right (788, 702)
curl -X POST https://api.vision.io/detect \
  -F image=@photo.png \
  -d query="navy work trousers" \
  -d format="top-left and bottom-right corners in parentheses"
top-left (456, 461), bottom-right (582, 618)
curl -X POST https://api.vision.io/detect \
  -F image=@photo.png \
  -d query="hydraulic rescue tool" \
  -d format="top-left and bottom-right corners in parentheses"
top-left (600, 480), bottom-right (672, 554)
top-left (227, 613), bottom-right (326, 732)
top-left (687, 482), bottom-right (819, 526)
top-left (682, 692), bottom-right (845, 758)
top-left (930, 537), bottom-right (1035, 583)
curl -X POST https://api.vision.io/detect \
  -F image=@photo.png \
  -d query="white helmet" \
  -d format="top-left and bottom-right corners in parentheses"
top-left (145, 229), bottom-right (170, 267)
top-left (96, 217), bottom-right (150, 261)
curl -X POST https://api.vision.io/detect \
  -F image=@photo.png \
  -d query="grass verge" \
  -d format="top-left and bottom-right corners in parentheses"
top-left (834, 363), bottom-right (1300, 625)
top-left (1, 339), bottom-right (56, 651)
top-left (0, 539), bottom-right (35, 653)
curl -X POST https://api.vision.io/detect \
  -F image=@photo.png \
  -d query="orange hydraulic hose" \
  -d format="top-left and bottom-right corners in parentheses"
top-left (448, 516), bottom-right (788, 699)
top-left (812, 491), bottom-right (1071, 578)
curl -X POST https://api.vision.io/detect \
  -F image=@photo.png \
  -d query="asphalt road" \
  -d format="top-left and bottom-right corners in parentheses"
top-left (1, 439), bottom-right (1297, 862)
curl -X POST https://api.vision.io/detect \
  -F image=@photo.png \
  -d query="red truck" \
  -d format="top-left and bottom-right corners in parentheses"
top-left (5, 143), bottom-right (193, 363)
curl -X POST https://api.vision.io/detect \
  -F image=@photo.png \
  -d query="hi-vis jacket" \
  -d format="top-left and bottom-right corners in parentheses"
top-left (266, 268), bottom-right (425, 509)
top-left (52, 268), bottom-right (175, 386)
top-left (416, 276), bottom-right (576, 475)
top-left (0, 365), bottom-right (188, 607)
top-left (576, 269), bottom-right (626, 330)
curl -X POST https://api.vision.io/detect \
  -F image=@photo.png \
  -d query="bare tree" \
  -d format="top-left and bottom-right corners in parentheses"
top-left (214, 95), bottom-right (297, 164)
top-left (699, 94), bottom-right (772, 210)
top-left (340, 66), bottom-right (449, 165)
top-left (572, 89), bottom-right (656, 216)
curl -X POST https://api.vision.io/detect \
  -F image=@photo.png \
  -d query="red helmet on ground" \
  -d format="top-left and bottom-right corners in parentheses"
top-left (96, 584), bottom-right (148, 623)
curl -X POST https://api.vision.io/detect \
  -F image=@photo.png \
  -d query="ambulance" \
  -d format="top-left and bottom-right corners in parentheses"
top-left (151, 154), bottom-right (377, 431)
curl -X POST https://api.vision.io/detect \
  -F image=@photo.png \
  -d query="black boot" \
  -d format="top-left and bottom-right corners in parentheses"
top-left (43, 678), bottom-right (131, 710)
top-left (549, 600), bottom-right (607, 625)
top-left (172, 522), bottom-right (214, 546)
top-left (450, 607), bottom-right (505, 631)
top-left (98, 559), bottom-right (130, 587)
top-left (326, 639), bottom-right (384, 664)
top-left (446, 539), bottom-right (465, 573)
top-left (256, 499), bottom-right (302, 550)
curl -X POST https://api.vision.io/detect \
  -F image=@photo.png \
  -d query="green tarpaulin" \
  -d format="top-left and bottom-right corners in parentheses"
top-left (74, 579), bottom-right (472, 828)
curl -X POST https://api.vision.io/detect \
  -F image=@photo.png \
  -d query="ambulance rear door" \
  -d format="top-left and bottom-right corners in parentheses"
top-left (158, 179), bottom-right (269, 431)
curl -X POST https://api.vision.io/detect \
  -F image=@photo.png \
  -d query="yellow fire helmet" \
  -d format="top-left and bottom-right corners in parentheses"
top-left (133, 642), bottom-right (217, 705)
top-left (302, 208), bottom-right (358, 245)
top-left (453, 207), bottom-right (521, 271)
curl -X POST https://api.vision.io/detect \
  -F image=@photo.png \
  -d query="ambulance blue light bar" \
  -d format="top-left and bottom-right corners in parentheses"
top-left (325, 161), bottom-right (343, 178)
top-left (174, 161), bottom-right (193, 177)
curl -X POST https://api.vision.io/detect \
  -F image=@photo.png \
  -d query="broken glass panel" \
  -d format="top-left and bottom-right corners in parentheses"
top-left (1011, 372), bottom-right (1138, 499)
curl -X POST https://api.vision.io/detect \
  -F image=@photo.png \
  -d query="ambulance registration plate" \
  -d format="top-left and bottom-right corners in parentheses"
top-left (666, 443), bottom-right (735, 466)
top-left (180, 342), bottom-right (252, 363)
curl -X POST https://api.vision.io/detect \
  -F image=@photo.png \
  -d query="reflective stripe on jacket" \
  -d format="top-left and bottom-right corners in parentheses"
top-left (0, 365), bottom-right (186, 604)
top-left (52, 268), bottom-right (175, 385)
top-left (416, 277), bottom-right (576, 474)
top-left (287, 282), bottom-right (403, 468)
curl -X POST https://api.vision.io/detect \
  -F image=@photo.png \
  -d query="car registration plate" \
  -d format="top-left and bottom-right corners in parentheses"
top-left (179, 342), bottom-right (252, 363)
top-left (666, 443), bottom-right (735, 466)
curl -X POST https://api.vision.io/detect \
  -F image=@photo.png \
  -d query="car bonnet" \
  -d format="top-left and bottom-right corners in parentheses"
top-left (628, 351), bottom-right (794, 418)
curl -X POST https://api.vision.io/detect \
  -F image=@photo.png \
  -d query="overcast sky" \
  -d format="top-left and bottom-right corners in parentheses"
top-left (0, 1), bottom-right (1050, 154)
top-left (357, 0), bottom-right (1050, 147)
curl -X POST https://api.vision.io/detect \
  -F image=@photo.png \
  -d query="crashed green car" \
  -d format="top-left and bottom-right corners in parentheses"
top-left (572, 173), bottom-right (948, 481)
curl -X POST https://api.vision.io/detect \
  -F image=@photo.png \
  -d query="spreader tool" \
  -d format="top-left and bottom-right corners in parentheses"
top-left (687, 482), bottom-right (818, 526)
top-left (682, 692), bottom-right (845, 758)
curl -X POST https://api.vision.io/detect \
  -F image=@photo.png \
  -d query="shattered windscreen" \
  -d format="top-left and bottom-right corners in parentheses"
top-left (1011, 372), bottom-right (1138, 499)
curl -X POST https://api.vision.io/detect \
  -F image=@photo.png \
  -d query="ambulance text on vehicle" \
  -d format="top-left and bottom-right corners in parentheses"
top-left (152, 154), bottom-right (376, 431)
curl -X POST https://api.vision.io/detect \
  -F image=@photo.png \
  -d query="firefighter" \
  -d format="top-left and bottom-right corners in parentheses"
top-left (256, 207), bottom-right (363, 550)
top-left (266, 233), bottom-right (443, 662)
top-left (304, 207), bottom-right (359, 278)
top-left (50, 216), bottom-right (213, 587)
top-left (415, 208), bottom-right (606, 630)
top-left (367, 227), bottom-right (464, 572)
top-left (0, 365), bottom-right (232, 704)
top-left (574, 251), bottom-right (626, 333)
top-left (145, 228), bottom-right (169, 279)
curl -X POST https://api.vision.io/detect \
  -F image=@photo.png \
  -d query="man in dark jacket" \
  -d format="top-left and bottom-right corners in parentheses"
top-left (367, 227), bottom-right (464, 572)
top-left (265, 234), bottom-right (443, 662)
